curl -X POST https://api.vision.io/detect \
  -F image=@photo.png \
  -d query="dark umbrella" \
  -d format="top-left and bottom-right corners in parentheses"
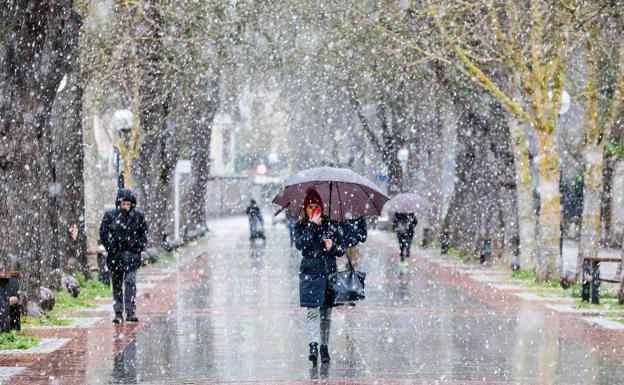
top-left (384, 193), bottom-right (431, 215)
top-left (272, 167), bottom-right (389, 221)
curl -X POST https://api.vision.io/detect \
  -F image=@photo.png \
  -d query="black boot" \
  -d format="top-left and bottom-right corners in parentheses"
top-left (308, 342), bottom-right (318, 365)
top-left (320, 344), bottom-right (330, 363)
top-left (113, 312), bottom-right (123, 324)
top-left (125, 312), bottom-right (139, 322)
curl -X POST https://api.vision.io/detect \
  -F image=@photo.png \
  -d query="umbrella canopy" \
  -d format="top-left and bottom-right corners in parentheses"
top-left (272, 167), bottom-right (389, 221)
top-left (384, 193), bottom-right (431, 215)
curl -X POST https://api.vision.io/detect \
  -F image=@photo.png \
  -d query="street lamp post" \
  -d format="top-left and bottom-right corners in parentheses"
top-left (110, 109), bottom-right (134, 188)
top-left (397, 148), bottom-right (409, 192)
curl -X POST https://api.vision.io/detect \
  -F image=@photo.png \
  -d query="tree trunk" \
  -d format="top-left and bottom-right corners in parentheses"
top-left (577, 143), bottom-right (603, 278)
top-left (443, 105), bottom-right (513, 260)
top-left (188, 78), bottom-right (220, 232)
top-left (508, 117), bottom-right (538, 270)
top-left (0, 2), bottom-right (80, 306)
top-left (378, 98), bottom-right (403, 195)
top-left (132, 1), bottom-right (171, 247)
top-left (49, 29), bottom-right (89, 278)
top-left (535, 130), bottom-right (562, 282)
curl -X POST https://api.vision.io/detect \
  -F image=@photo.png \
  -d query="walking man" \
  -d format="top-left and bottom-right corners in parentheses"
top-left (99, 189), bottom-right (148, 323)
top-left (393, 212), bottom-right (417, 272)
top-left (246, 199), bottom-right (266, 244)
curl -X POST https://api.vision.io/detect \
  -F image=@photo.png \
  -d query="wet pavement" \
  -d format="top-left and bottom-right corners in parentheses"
top-left (10, 216), bottom-right (624, 384)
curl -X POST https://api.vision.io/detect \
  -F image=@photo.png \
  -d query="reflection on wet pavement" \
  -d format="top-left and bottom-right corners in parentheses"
top-left (93, 217), bottom-right (624, 384)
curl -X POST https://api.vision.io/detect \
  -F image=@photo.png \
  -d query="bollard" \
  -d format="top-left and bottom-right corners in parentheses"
top-left (480, 239), bottom-right (492, 265)
top-left (440, 232), bottom-right (450, 254)
top-left (8, 275), bottom-right (19, 331)
top-left (421, 228), bottom-right (432, 249)
top-left (581, 259), bottom-right (591, 302)
top-left (510, 236), bottom-right (521, 271)
top-left (0, 272), bottom-right (20, 333)
top-left (97, 246), bottom-right (110, 285)
top-left (591, 261), bottom-right (601, 304)
top-left (581, 259), bottom-right (601, 304)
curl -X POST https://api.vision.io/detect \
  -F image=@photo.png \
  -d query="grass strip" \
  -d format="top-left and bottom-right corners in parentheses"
top-left (22, 315), bottom-right (72, 327)
top-left (0, 331), bottom-right (39, 350)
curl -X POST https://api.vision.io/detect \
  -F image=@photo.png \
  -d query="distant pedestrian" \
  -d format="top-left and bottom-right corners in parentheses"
top-left (285, 210), bottom-right (298, 247)
top-left (99, 189), bottom-right (148, 323)
top-left (246, 199), bottom-right (265, 243)
top-left (294, 188), bottom-right (345, 366)
top-left (393, 212), bottom-right (417, 271)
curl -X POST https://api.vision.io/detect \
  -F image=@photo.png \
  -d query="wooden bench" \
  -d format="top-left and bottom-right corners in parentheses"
top-left (581, 257), bottom-right (624, 304)
top-left (0, 272), bottom-right (20, 332)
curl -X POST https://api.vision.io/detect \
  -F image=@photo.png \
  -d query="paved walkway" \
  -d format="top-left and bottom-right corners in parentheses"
top-left (6, 216), bottom-right (624, 384)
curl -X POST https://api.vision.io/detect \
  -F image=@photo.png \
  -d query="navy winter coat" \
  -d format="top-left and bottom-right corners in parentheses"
top-left (99, 189), bottom-right (149, 271)
top-left (295, 220), bottom-right (346, 308)
top-left (341, 218), bottom-right (368, 248)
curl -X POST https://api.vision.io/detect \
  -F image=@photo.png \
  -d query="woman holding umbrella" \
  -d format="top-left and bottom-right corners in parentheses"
top-left (273, 167), bottom-right (389, 365)
top-left (294, 188), bottom-right (345, 366)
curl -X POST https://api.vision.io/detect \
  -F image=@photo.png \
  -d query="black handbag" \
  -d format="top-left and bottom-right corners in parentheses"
top-left (328, 253), bottom-right (366, 304)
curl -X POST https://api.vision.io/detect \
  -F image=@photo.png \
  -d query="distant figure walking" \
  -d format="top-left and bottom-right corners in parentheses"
top-left (285, 210), bottom-right (298, 247)
top-left (393, 213), bottom-right (417, 271)
top-left (246, 199), bottom-right (265, 243)
top-left (99, 189), bottom-right (148, 323)
top-left (294, 188), bottom-right (345, 366)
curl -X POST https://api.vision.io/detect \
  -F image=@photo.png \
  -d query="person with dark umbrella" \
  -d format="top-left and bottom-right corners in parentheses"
top-left (294, 188), bottom-right (345, 366)
top-left (393, 212), bottom-right (418, 272)
top-left (99, 189), bottom-right (148, 323)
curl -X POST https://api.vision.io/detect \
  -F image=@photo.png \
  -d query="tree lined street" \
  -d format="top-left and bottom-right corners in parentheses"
top-left (2, 1), bottom-right (624, 383)
top-left (3, 218), bottom-right (624, 384)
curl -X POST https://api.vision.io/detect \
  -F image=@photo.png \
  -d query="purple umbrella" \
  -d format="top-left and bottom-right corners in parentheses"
top-left (384, 193), bottom-right (431, 215)
top-left (272, 167), bottom-right (389, 221)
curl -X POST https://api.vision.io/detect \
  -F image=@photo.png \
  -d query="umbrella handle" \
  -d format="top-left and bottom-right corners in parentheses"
top-left (328, 181), bottom-right (332, 221)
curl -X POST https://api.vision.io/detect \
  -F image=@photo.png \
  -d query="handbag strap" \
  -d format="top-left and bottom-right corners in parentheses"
top-left (344, 249), bottom-right (355, 272)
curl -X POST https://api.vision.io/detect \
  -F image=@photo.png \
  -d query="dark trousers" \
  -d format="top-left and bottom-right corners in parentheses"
top-left (111, 268), bottom-right (138, 314)
top-left (397, 232), bottom-right (414, 261)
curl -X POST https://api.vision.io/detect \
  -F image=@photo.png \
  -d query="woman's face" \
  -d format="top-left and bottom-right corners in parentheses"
top-left (306, 203), bottom-right (320, 219)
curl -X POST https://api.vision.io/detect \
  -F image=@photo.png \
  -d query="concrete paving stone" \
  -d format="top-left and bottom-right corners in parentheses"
top-left (0, 338), bottom-right (70, 355)
top-left (137, 274), bottom-right (170, 282)
top-left (470, 274), bottom-right (509, 283)
top-left (488, 283), bottom-right (524, 291)
top-left (512, 292), bottom-right (553, 301)
top-left (136, 282), bottom-right (157, 290)
top-left (0, 367), bottom-right (25, 382)
top-left (545, 303), bottom-right (603, 315)
top-left (582, 317), bottom-right (624, 330)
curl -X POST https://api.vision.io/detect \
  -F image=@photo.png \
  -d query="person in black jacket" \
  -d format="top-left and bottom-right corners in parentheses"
top-left (393, 212), bottom-right (417, 270)
top-left (99, 189), bottom-right (148, 323)
top-left (245, 199), bottom-right (265, 243)
top-left (294, 188), bottom-right (345, 366)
